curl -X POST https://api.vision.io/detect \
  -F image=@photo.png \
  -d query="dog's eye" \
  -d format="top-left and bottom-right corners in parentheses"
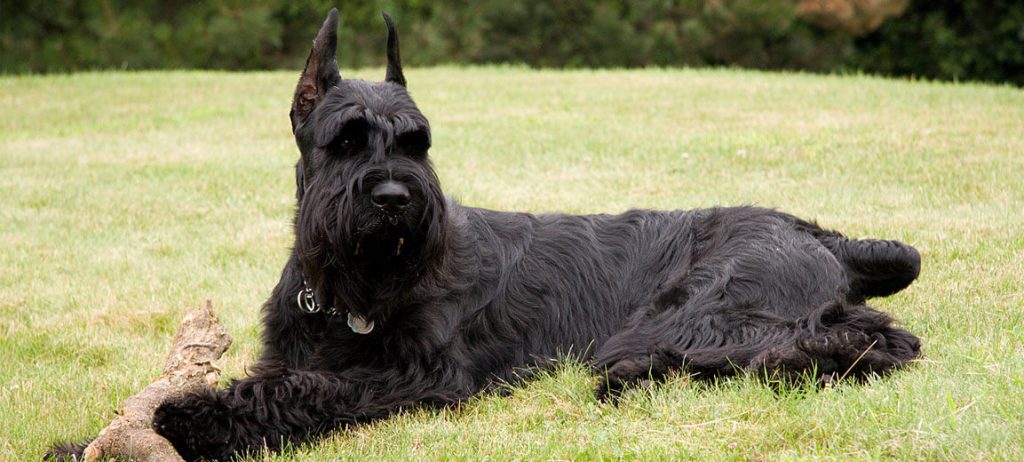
top-left (326, 136), bottom-right (353, 155)
top-left (328, 133), bottom-right (365, 155)
top-left (398, 129), bottom-right (430, 157)
top-left (324, 119), bottom-right (369, 155)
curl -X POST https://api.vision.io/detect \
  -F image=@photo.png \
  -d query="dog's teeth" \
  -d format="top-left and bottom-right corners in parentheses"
top-left (396, 237), bottom-right (405, 256)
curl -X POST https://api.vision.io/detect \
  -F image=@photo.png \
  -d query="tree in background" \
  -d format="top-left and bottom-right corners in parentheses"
top-left (477, 0), bottom-right (851, 71)
top-left (853, 0), bottom-right (1024, 85)
top-left (798, 0), bottom-right (909, 35)
top-left (1, 0), bottom-right (1020, 85)
top-left (1, 0), bottom-right (292, 71)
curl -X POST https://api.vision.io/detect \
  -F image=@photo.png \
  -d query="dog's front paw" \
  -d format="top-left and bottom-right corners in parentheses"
top-left (594, 363), bottom-right (651, 403)
top-left (152, 390), bottom-right (234, 461)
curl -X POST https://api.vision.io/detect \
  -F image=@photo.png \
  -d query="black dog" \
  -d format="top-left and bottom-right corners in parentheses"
top-left (48, 9), bottom-right (921, 461)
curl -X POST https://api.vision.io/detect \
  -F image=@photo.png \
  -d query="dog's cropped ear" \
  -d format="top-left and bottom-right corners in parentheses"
top-left (291, 8), bottom-right (341, 132)
top-left (382, 13), bottom-right (406, 87)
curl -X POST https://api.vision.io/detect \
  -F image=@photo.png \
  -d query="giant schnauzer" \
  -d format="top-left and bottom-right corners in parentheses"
top-left (48, 9), bottom-right (921, 461)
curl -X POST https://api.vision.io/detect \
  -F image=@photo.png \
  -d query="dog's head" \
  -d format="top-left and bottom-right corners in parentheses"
top-left (290, 9), bottom-right (446, 290)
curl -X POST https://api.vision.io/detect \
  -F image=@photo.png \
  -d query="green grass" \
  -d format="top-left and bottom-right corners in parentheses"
top-left (2, 67), bottom-right (1022, 461)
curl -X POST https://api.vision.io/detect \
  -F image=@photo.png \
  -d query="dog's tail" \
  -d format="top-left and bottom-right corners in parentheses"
top-left (794, 219), bottom-right (921, 300)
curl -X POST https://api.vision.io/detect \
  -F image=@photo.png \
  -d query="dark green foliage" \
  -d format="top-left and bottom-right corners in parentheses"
top-left (1, 0), bottom-right (292, 71)
top-left (475, 0), bottom-right (850, 70)
top-left (1, 0), bottom-right (1020, 84)
top-left (853, 0), bottom-right (1024, 85)
top-left (0, 0), bottom-right (850, 73)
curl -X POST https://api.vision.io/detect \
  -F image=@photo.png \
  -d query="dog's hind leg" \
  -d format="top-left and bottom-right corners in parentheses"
top-left (593, 259), bottom-right (920, 400)
top-left (592, 285), bottom-right (781, 400)
top-left (754, 299), bottom-right (921, 383)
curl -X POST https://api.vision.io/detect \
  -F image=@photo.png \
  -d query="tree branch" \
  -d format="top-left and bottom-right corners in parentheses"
top-left (82, 300), bottom-right (233, 462)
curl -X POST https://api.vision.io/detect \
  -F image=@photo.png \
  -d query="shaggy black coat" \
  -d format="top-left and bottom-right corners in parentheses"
top-left (46, 9), bottom-right (921, 462)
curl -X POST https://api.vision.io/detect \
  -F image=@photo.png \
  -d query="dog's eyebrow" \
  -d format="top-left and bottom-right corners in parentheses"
top-left (391, 112), bottom-right (430, 139)
top-left (395, 127), bottom-right (431, 151)
top-left (395, 124), bottom-right (429, 139)
top-left (315, 110), bottom-right (370, 148)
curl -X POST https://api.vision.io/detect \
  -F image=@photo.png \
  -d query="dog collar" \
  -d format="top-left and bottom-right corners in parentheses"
top-left (296, 279), bottom-right (375, 334)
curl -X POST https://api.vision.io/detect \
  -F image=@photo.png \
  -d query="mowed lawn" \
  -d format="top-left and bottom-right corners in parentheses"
top-left (1, 67), bottom-right (1022, 461)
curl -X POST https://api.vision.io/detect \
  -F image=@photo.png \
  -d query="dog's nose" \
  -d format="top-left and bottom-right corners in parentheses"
top-left (371, 181), bottom-right (410, 209)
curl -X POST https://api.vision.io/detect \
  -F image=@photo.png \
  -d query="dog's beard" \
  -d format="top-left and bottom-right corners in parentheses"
top-left (297, 177), bottom-right (421, 260)
top-left (296, 195), bottom-right (423, 308)
top-left (294, 176), bottom-right (448, 326)
top-left (295, 167), bottom-right (447, 307)
top-left (350, 202), bottom-right (421, 260)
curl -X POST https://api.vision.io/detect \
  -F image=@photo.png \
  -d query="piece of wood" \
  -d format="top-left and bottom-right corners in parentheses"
top-left (82, 300), bottom-right (232, 462)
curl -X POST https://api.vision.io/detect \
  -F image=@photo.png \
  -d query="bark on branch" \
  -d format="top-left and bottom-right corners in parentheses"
top-left (82, 300), bottom-right (232, 462)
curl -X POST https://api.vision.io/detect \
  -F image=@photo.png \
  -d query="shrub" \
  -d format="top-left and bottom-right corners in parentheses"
top-left (1, 0), bottom-right (1019, 85)
top-left (852, 0), bottom-right (1024, 85)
